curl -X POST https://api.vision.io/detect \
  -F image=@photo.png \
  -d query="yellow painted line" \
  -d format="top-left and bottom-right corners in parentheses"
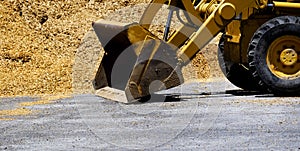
top-left (0, 94), bottom-right (71, 120)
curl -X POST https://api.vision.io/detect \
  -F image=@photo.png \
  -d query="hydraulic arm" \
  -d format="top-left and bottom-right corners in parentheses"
top-left (92, 0), bottom-right (300, 103)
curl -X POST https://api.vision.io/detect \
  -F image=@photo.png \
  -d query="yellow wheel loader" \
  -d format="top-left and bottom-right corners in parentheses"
top-left (92, 0), bottom-right (300, 103)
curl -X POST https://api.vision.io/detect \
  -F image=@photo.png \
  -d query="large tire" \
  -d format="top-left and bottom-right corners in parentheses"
top-left (248, 16), bottom-right (300, 94)
top-left (218, 34), bottom-right (260, 91)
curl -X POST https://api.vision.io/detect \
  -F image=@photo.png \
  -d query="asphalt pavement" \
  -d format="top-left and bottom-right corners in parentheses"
top-left (0, 80), bottom-right (299, 150)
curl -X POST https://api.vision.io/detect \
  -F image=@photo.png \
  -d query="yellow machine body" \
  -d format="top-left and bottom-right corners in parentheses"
top-left (93, 0), bottom-right (300, 103)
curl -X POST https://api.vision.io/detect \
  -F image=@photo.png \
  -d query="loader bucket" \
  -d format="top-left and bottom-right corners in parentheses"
top-left (125, 38), bottom-right (184, 102)
top-left (92, 20), bottom-right (183, 103)
top-left (92, 20), bottom-right (154, 90)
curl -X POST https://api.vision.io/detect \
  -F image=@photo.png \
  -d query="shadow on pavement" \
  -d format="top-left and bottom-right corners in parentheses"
top-left (131, 88), bottom-right (300, 104)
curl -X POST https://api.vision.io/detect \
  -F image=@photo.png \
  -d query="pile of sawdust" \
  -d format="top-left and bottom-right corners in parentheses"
top-left (0, 0), bottom-right (148, 96)
top-left (1, 0), bottom-right (221, 97)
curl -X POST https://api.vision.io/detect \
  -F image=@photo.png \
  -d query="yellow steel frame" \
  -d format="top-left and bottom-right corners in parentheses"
top-left (273, 1), bottom-right (300, 9)
top-left (140, 0), bottom-right (300, 63)
top-left (177, 0), bottom-right (268, 63)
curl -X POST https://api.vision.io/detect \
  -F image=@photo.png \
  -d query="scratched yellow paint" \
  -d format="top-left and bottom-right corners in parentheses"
top-left (0, 94), bottom-right (71, 120)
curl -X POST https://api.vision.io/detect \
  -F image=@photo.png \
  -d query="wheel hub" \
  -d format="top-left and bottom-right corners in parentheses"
top-left (280, 48), bottom-right (298, 66)
top-left (267, 35), bottom-right (300, 79)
